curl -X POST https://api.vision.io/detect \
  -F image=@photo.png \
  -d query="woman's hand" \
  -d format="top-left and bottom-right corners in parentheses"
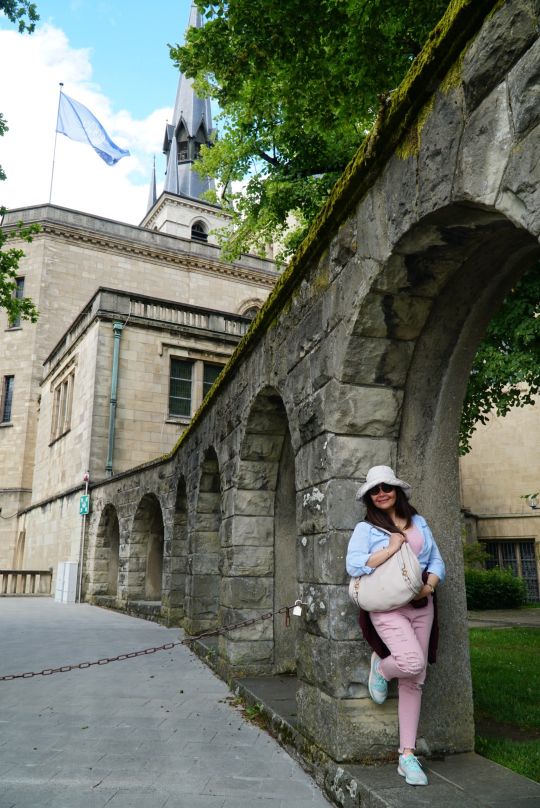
top-left (388, 532), bottom-right (406, 553)
top-left (412, 585), bottom-right (432, 600)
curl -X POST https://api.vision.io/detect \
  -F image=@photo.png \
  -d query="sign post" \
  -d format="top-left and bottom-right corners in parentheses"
top-left (77, 472), bottom-right (90, 603)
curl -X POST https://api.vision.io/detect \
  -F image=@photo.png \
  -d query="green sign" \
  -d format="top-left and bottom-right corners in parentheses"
top-left (79, 495), bottom-right (90, 515)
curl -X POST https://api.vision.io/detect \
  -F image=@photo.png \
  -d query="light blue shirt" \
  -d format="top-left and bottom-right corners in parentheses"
top-left (346, 514), bottom-right (446, 582)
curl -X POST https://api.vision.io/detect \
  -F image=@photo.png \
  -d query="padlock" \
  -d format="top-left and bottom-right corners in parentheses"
top-left (292, 599), bottom-right (303, 617)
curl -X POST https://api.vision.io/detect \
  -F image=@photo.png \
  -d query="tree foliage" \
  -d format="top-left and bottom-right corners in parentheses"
top-left (0, 0), bottom-right (40, 325)
top-left (171, 0), bottom-right (449, 261)
top-left (0, 0), bottom-right (38, 32)
top-left (460, 264), bottom-right (540, 454)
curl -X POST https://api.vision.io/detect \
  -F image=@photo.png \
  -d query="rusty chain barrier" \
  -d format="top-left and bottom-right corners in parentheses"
top-left (0, 602), bottom-right (304, 682)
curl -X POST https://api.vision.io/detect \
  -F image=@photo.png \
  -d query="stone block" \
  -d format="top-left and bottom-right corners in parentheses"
top-left (234, 489), bottom-right (275, 516)
top-left (356, 185), bottom-right (392, 262)
top-left (196, 492), bottom-right (222, 515)
top-left (340, 336), bottom-right (414, 388)
top-left (317, 380), bottom-right (403, 437)
top-left (498, 124), bottom-right (540, 237)
top-left (220, 606), bottom-right (273, 641)
top-left (456, 84), bottom-right (512, 206)
top-left (382, 153), bottom-right (418, 248)
top-left (190, 552), bottom-right (220, 575)
top-left (222, 545), bottom-right (273, 577)
top-left (230, 515), bottom-right (274, 546)
top-left (300, 582), bottom-right (360, 640)
top-left (297, 633), bottom-right (377, 699)
top-left (241, 434), bottom-right (284, 462)
top-left (190, 529), bottom-right (220, 554)
top-left (218, 638), bottom-right (274, 667)
top-left (296, 680), bottom-right (399, 762)
top-left (299, 479), bottom-right (362, 534)
top-left (236, 460), bottom-right (278, 490)
top-left (508, 37), bottom-right (540, 138)
top-left (417, 86), bottom-right (465, 218)
top-left (462, 0), bottom-right (538, 113)
top-left (220, 575), bottom-right (273, 609)
top-left (296, 433), bottom-right (396, 490)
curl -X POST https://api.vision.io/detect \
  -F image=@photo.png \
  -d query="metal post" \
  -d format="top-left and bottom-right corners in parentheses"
top-left (49, 82), bottom-right (63, 204)
top-left (106, 321), bottom-right (124, 477)
top-left (77, 473), bottom-right (90, 603)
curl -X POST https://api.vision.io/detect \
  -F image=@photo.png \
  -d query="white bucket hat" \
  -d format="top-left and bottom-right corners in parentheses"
top-left (356, 465), bottom-right (412, 500)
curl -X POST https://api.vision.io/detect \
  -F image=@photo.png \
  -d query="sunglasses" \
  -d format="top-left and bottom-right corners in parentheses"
top-left (369, 483), bottom-right (395, 495)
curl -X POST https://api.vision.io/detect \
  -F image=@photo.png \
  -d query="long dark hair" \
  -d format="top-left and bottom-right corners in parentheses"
top-left (362, 486), bottom-right (417, 534)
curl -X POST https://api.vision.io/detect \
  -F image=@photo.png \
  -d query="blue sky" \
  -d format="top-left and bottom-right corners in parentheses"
top-left (37, 1), bottom-right (191, 118)
top-left (0, 1), bottom-right (198, 223)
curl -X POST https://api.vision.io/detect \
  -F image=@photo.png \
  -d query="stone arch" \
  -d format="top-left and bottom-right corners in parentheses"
top-left (185, 448), bottom-right (222, 634)
top-left (238, 298), bottom-right (264, 319)
top-left (93, 504), bottom-right (120, 597)
top-left (129, 493), bottom-right (164, 601)
top-left (339, 203), bottom-right (540, 752)
top-left (165, 476), bottom-right (189, 623)
top-left (221, 387), bottom-right (298, 674)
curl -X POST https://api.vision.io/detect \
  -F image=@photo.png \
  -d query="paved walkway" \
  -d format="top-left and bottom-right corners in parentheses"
top-left (0, 599), bottom-right (330, 808)
top-left (467, 607), bottom-right (540, 628)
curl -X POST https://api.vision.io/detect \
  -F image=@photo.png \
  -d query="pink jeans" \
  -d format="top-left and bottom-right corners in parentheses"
top-left (370, 599), bottom-right (434, 752)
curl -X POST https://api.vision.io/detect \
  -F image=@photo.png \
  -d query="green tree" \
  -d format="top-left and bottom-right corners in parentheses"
top-left (170, 0), bottom-right (449, 261)
top-left (460, 264), bottom-right (540, 454)
top-left (0, 0), bottom-right (40, 325)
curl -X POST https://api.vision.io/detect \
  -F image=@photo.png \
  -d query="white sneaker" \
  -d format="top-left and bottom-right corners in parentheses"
top-left (368, 652), bottom-right (388, 704)
top-left (398, 753), bottom-right (428, 786)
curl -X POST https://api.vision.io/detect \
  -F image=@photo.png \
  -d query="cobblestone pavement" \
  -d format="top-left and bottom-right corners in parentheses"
top-left (0, 599), bottom-right (331, 808)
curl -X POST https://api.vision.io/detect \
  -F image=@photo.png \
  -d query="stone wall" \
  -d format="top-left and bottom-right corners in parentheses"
top-left (61, 0), bottom-right (540, 762)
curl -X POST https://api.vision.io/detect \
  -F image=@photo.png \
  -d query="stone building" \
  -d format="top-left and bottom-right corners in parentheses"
top-left (459, 396), bottom-right (540, 600)
top-left (0, 5), bottom-right (277, 575)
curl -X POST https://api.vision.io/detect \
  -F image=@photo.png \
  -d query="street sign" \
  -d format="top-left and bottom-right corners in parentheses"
top-left (79, 495), bottom-right (90, 515)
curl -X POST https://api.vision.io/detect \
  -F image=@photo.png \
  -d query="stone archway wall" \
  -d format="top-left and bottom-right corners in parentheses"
top-left (128, 493), bottom-right (164, 601)
top-left (84, 0), bottom-right (539, 764)
top-left (220, 388), bottom-right (298, 674)
top-left (161, 477), bottom-right (188, 624)
top-left (87, 504), bottom-right (120, 597)
top-left (185, 449), bottom-right (222, 634)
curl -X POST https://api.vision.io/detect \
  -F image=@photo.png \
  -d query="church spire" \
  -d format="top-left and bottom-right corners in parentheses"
top-left (162, 4), bottom-right (215, 200)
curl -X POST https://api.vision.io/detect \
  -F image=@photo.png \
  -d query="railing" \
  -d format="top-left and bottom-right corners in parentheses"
top-left (0, 569), bottom-right (52, 596)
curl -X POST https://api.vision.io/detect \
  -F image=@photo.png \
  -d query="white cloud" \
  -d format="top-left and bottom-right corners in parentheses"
top-left (0, 24), bottom-right (171, 224)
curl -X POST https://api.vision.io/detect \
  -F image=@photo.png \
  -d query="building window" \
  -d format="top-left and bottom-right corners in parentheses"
top-left (1, 376), bottom-right (14, 422)
top-left (169, 359), bottom-right (193, 417)
top-left (191, 221), bottom-right (208, 243)
top-left (483, 539), bottom-right (539, 602)
top-left (178, 140), bottom-right (189, 162)
top-left (50, 372), bottom-right (74, 442)
top-left (242, 306), bottom-right (260, 320)
top-left (9, 278), bottom-right (25, 328)
top-left (203, 363), bottom-right (222, 399)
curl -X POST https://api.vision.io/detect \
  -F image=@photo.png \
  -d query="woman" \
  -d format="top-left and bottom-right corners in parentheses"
top-left (346, 465), bottom-right (445, 787)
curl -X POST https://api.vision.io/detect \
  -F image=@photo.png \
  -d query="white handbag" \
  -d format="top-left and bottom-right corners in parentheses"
top-left (349, 540), bottom-right (423, 612)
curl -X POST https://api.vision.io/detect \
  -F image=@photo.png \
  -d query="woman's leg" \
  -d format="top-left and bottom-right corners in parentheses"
top-left (370, 602), bottom-right (434, 752)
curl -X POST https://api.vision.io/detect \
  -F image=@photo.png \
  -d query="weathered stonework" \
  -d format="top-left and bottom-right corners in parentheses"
top-left (24, 0), bottom-right (540, 765)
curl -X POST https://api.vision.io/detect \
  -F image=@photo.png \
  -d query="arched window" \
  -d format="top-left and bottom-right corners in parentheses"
top-left (191, 221), bottom-right (208, 243)
top-left (243, 306), bottom-right (260, 320)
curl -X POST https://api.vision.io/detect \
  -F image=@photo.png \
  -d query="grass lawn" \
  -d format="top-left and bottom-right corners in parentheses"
top-left (469, 627), bottom-right (540, 783)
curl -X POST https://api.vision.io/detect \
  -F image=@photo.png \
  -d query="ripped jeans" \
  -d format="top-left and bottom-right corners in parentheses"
top-left (370, 598), bottom-right (434, 752)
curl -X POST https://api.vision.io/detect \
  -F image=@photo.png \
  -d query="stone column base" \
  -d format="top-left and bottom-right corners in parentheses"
top-left (297, 681), bottom-right (399, 762)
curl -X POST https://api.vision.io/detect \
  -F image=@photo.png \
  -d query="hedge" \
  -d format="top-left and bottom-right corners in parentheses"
top-left (465, 568), bottom-right (528, 610)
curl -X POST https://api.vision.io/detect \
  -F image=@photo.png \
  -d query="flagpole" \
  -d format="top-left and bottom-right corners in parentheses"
top-left (49, 82), bottom-right (63, 204)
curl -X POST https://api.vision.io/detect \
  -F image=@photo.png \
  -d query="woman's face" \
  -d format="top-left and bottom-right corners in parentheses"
top-left (369, 485), bottom-right (397, 512)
